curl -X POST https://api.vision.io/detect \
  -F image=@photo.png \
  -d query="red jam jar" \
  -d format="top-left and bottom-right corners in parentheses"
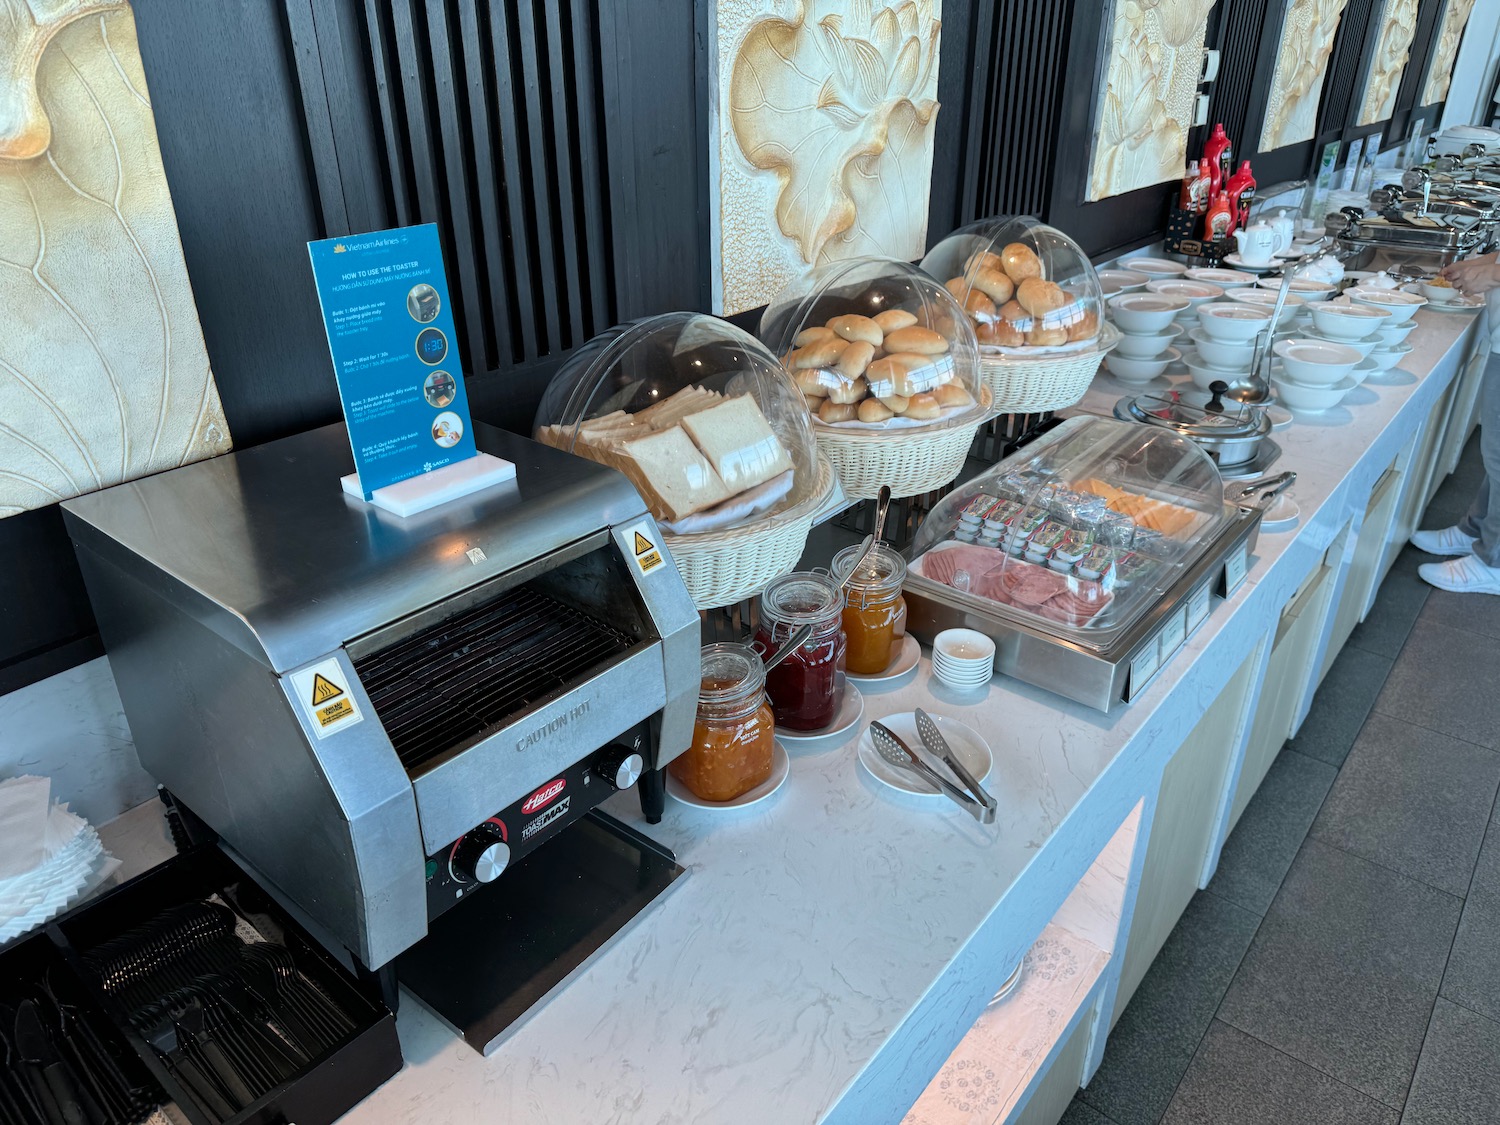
top-left (755, 571), bottom-right (847, 731)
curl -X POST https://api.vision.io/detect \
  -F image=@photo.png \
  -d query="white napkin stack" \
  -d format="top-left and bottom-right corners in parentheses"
top-left (0, 775), bottom-right (121, 945)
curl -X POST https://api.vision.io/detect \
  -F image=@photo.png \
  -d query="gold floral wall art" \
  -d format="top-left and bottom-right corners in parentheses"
top-left (0, 1), bottom-right (230, 517)
top-left (1357, 0), bottom-right (1419, 125)
top-left (1258, 0), bottom-right (1351, 151)
top-left (1420, 0), bottom-right (1477, 106)
top-left (710, 0), bottom-right (942, 316)
top-left (1086, 0), bottom-right (1216, 203)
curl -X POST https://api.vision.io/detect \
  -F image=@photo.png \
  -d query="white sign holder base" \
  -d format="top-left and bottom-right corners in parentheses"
top-left (341, 452), bottom-right (517, 517)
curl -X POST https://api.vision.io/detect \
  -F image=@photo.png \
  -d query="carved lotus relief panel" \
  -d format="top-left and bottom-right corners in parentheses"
top-left (710, 0), bottom-right (942, 316)
top-left (0, 0), bottom-right (231, 517)
top-left (1259, 0), bottom-right (1351, 151)
top-left (1357, 0), bottom-right (1419, 126)
top-left (1086, 0), bottom-right (1215, 203)
top-left (1421, 0), bottom-right (1477, 107)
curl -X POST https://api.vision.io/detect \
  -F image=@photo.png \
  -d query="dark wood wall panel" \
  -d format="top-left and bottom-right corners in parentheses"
top-left (1319, 0), bottom-right (1380, 138)
top-left (1209, 0), bottom-right (1273, 154)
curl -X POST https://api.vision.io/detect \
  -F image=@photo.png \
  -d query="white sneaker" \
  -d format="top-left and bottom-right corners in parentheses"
top-left (1411, 526), bottom-right (1478, 556)
top-left (1418, 555), bottom-right (1500, 595)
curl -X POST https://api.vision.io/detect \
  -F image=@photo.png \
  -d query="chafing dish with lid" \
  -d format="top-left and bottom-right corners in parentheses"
top-left (62, 421), bottom-right (698, 1052)
top-left (1114, 389), bottom-right (1274, 470)
top-left (903, 416), bottom-right (1261, 710)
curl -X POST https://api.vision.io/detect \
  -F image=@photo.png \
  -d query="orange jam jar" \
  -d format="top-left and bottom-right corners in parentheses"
top-left (669, 643), bottom-right (776, 802)
top-left (831, 543), bottom-right (908, 675)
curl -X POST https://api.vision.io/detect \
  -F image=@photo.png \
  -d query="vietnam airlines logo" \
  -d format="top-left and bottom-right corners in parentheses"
top-left (333, 243), bottom-right (347, 253)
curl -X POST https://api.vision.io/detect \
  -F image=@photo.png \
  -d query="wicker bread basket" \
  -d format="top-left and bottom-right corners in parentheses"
top-left (663, 454), bottom-right (836, 609)
top-left (811, 386), bottom-right (995, 500)
top-left (977, 321), bottom-right (1120, 414)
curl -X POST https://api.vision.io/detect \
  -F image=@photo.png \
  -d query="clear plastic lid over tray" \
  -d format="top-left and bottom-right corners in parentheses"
top-left (758, 257), bottom-right (986, 434)
top-left (533, 313), bottom-right (819, 535)
top-left (919, 216), bottom-right (1105, 355)
top-left (907, 416), bottom-right (1234, 647)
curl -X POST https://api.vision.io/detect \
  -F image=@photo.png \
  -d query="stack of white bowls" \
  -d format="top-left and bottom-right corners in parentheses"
top-left (1270, 338), bottom-right (1365, 413)
top-left (1180, 302), bottom-right (1273, 391)
top-left (932, 629), bottom-right (995, 691)
top-left (1224, 287), bottom-right (1304, 327)
top-left (1347, 287), bottom-right (1427, 323)
top-left (1104, 292), bottom-right (1189, 383)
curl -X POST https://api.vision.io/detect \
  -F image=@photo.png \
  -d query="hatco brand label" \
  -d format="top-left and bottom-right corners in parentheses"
top-left (522, 798), bottom-right (570, 841)
top-left (522, 778), bottom-right (566, 815)
top-left (516, 698), bottom-right (591, 752)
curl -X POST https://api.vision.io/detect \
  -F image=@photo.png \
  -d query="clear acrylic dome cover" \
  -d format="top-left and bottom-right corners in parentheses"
top-left (533, 312), bottom-right (819, 535)
top-left (908, 416), bottom-right (1234, 646)
top-left (919, 216), bottom-right (1105, 355)
top-left (759, 257), bottom-right (985, 434)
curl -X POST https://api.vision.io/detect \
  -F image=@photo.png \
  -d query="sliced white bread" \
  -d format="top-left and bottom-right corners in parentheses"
top-left (634, 385), bottom-right (722, 430)
top-left (679, 394), bottom-right (794, 493)
top-left (613, 425), bottom-right (732, 521)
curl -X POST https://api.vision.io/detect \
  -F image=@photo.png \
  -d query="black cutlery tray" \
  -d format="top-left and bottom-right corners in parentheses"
top-left (14, 845), bottom-right (401, 1125)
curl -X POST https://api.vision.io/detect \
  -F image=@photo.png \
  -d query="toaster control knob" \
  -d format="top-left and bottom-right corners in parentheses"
top-left (451, 824), bottom-right (510, 884)
top-left (596, 749), bottom-right (644, 791)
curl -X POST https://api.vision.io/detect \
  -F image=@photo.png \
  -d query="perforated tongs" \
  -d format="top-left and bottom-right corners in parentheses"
top-left (869, 717), bottom-right (997, 824)
top-left (1228, 470), bottom-right (1296, 509)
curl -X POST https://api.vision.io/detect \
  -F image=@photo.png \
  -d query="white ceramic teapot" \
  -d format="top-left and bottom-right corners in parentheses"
top-left (1300, 255), bottom-right (1344, 285)
top-left (1234, 221), bottom-right (1278, 266)
top-left (1268, 210), bottom-right (1296, 254)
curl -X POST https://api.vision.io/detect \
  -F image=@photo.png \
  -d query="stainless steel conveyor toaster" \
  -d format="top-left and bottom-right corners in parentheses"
top-left (61, 423), bottom-right (699, 1001)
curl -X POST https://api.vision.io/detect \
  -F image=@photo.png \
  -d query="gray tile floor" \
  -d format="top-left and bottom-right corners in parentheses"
top-left (1071, 433), bottom-right (1500, 1125)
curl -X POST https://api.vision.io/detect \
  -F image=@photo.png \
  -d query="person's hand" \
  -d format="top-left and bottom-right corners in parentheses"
top-left (1440, 253), bottom-right (1500, 296)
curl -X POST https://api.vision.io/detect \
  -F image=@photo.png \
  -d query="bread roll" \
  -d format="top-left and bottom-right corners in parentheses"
top-left (883, 351), bottom-right (935, 371)
top-left (794, 325), bottom-right (836, 347)
top-left (990, 321), bottom-right (1026, 346)
top-left (1016, 277), bottom-right (1068, 316)
top-left (969, 266), bottom-right (1015, 304)
top-left (873, 309), bottom-right (918, 333)
top-left (1066, 309), bottom-right (1100, 342)
top-left (790, 337), bottom-right (846, 369)
top-left (826, 314), bottom-right (883, 346)
top-left (934, 382), bottom-right (973, 408)
top-left (1026, 325), bottom-right (1069, 346)
top-left (835, 340), bottom-right (875, 380)
top-left (944, 277), bottom-right (970, 302)
top-left (904, 392), bottom-right (941, 420)
top-left (1000, 299), bottom-right (1031, 325)
top-left (864, 357), bottom-right (905, 396)
top-left (858, 398), bottom-right (894, 423)
top-left (877, 393), bottom-right (910, 413)
top-left (826, 375), bottom-right (867, 405)
top-left (1001, 242), bottom-right (1042, 282)
top-left (818, 399), bottom-right (857, 423)
top-left (965, 249), bottom-right (1004, 274)
top-left (883, 326), bottom-right (949, 355)
top-left (963, 291), bottom-right (998, 322)
top-left (891, 363), bottom-right (941, 398)
top-left (802, 392), bottom-right (821, 412)
top-left (793, 368), bottom-right (830, 397)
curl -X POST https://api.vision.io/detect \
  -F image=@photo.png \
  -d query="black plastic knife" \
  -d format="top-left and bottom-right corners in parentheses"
top-left (14, 1001), bottom-right (86, 1125)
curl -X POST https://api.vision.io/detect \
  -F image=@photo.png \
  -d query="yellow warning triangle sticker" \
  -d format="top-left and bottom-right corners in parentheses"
top-left (310, 673), bottom-right (344, 706)
top-left (633, 531), bottom-right (653, 556)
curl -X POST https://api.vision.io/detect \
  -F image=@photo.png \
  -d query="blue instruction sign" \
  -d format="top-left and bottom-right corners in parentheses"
top-left (308, 224), bottom-right (477, 499)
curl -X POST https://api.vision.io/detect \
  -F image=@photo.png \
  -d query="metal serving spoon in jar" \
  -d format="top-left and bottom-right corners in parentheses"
top-left (839, 485), bottom-right (894, 591)
top-left (758, 622), bottom-right (814, 672)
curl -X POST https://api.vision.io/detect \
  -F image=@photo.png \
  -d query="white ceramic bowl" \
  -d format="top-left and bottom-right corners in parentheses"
top-left (1299, 330), bottom-right (1378, 359)
top-left (932, 629), bottom-right (995, 689)
top-left (1097, 269), bottom-right (1150, 295)
top-left (1272, 371), bottom-right (1353, 413)
top-left (1197, 302), bottom-right (1274, 343)
top-left (1108, 292), bottom-right (1191, 333)
top-left (1188, 329), bottom-right (1256, 370)
top-left (1273, 338), bottom-right (1362, 386)
top-left (1256, 276), bottom-right (1337, 301)
top-left (1106, 346), bottom-right (1182, 383)
top-left (1147, 279), bottom-right (1224, 310)
top-left (1226, 287), bottom-right (1304, 324)
top-left (1113, 324), bottom-right (1182, 359)
top-left (1125, 257), bottom-right (1187, 277)
top-left (1373, 318), bottom-right (1418, 346)
top-left (1183, 351), bottom-right (1247, 391)
top-left (1365, 342), bottom-right (1411, 371)
top-left (1185, 267), bottom-right (1257, 288)
top-left (1420, 280), bottom-right (1459, 304)
top-left (1347, 287), bottom-right (1426, 323)
top-left (1347, 357), bottom-right (1378, 387)
top-left (1308, 301), bottom-right (1392, 340)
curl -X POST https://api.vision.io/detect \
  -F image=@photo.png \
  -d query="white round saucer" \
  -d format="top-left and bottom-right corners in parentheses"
top-left (856, 712), bottom-right (993, 801)
top-left (776, 686), bottom-right (864, 742)
top-left (1222, 253), bottom-right (1278, 273)
top-left (847, 633), bottom-right (921, 683)
top-left (666, 740), bottom-right (789, 809)
top-left (1259, 493), bottom-right (1299, 531)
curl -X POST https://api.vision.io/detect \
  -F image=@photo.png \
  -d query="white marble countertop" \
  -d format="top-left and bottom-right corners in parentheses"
top-left (108, 308), bottom-right (1484, 1124)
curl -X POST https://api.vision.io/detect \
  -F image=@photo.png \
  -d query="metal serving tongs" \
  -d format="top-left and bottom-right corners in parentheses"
top-left (1227, 470), bottom-right (1296, 509)
top-left (914, 708), bottom-right (997, 820)
top-left (868, 721), bottom-right (995, 824)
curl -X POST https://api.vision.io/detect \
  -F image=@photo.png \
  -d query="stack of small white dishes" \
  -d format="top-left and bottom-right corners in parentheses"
top-left (1108, 292), bottom-right (1190, 332)
top-left (1226, 287), bottom-right (1304, 325)
top-left (1114, 323), bottom-right (1183, 359)
top-left (1187, 329), bottom-right (1256, 372)
top-left (1347, 287), bottom-right (1426, 322)
top-left (1125, 257), bottom-right (1187, 278)
top-left (1271, 339), bottom-right (1362, 413)
top-left (1107, 348), bottom-right (1182, 384)
top-left (1299, 328), bottom-right (1379, 359)
top-left (1184, 267), bottom-right (1257, 288)
top-left (1256, 276), bottom-right (1336, 301)
top-left (1097, 268), bottom-right (1150, 296)
top-left (1198, 302), bottom-right (1275, 341)
top-left (1364, 342), bottom-right (1411, 373)
top-left (1147, 278), bottom-right (1224, 316)
top-left (1372, 318), bottom-right (1418, 348)
top-left (1183, 303), bottom-right (1273, 390)
top-left (1308, 301), bottom-right (1391, 340)
top-left (931, 629), bottom-right (995, 691)
top-left (1105, 294), bottom-right (1190, 384)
